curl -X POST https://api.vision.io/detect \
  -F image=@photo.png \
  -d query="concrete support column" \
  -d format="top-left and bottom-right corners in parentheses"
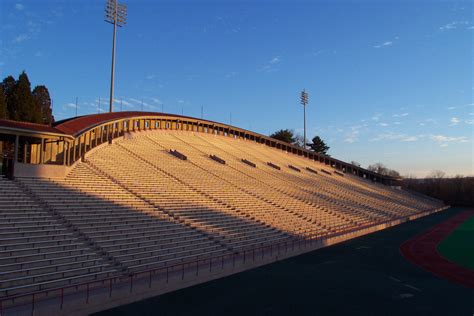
top-left (84, 133), bottom-right (88, 152)
top-left (65, 141), bottom-right (70, 166)
top-left (13, 135), bottom-right (19, 163)
top-left (78, 136), bottom-right (82, 158)
top-left (62, 141), bottom-right (67, 166)
top-left (40, 138), bottom-right (45, 164)
top-left (72, 139), bottom-right (76, 163)
top-left (101, 127), bottom-right (105, 143)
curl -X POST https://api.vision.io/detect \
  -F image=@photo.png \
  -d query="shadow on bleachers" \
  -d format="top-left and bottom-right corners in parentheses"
top-left (0, 128), bottom-right (442, 299)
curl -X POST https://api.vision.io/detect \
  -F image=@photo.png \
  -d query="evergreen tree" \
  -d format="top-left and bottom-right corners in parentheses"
top-left (269, 129), bottom-right (296, 144)
top-left (2, 76), bottom-right (17, 120)
top-left (32, 85), bottom-right (54, 125)
top-left (308, 136), bottom-right (330, 155)
top-left (0, 86), bottom-right (7, 119)
top-left (14, 71), bottom-right (41, 123)
top-left (1, 72), bottom-right (53, 124)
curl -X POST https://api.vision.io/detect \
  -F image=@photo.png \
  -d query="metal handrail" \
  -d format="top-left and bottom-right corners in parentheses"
top-left (0, 206), bottom-right (446, 315)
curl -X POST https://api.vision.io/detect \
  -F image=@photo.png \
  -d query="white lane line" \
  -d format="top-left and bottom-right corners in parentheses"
top-left (389, 276), bottom-right (401, 282)
top-left (404, 284), bottom-right (422, 292)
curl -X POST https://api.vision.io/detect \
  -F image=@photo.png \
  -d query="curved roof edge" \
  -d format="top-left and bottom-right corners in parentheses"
top-left (0, 112), bottom-right (402, 183)
top-left (0, 119), bottom-right (68, 137)
top-left (53, 111), bottom-right (236, 137)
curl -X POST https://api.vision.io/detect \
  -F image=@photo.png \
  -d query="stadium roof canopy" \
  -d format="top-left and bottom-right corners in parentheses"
top-left (0, 112), bottom-right (400, 185)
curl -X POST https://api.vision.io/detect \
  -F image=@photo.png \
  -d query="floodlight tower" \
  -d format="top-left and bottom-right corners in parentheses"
top-left (300, 89), bottom-right (309, 149)
top-left (105, 0), bottom-right (127, 113)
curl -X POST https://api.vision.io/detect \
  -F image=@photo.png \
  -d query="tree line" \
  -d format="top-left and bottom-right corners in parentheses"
top-left (0, 71), bottom-right (54, 125)
top-left (366, 162), bottom-right (400, 177)
top-left (269, 129), bottom-right (330, 155)
top-left (403, 171), bottom-right (474, 207)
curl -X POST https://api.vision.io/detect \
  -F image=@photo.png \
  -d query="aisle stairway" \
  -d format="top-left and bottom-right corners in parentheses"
top-left (1, 129), bottom-right (443, 298)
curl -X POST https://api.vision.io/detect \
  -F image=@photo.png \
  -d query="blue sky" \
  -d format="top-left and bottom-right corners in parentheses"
top-left (0, 0), bottom-right (472, 176)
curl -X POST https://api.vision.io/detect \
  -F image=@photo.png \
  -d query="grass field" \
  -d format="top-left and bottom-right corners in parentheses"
top-left (438, 214), bottom-right (474, 270)
top-left (95, 207), bottom-right (474, 316)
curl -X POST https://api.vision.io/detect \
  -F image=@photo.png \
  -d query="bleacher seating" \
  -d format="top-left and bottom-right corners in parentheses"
top-left (0, 176), bottom-right (117, 297)
top-left (0, 129), bottom-right (443, 298)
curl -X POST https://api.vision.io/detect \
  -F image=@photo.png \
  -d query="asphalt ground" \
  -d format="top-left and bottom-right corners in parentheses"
top-left (96, 207), bottom-right (474, 316)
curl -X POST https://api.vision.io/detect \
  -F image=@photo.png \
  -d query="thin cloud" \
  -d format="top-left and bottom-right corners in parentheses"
top-left (15, 3), bottom-right (25, 10)
top-left (64, 103), bottom-right (78, 109)
top-left (430, 135), bottom-right (469, 147)
top-left (371, 133), bottom-right (420, 142)
top-left (425, 118), bottom-right (438, 124)
top-left (225, 71), bottom-right (238, 79)
top-left (450, 117), bottom-right (461, 125)
top-left (373, 41), bottom-right (393, 49)
top-left (403, 136), bottom-right (418, 142)
top-left (260, 56), bottom-right (281, 73)
top-left (128, 98), bottom-right (142, 105)
top-left (392, 112), bottom-right (409, 118)
top-left (12, 34), bottom-right (29, 43)
top-left (371, 114), bottom-right (382, 121)
top-left (269, 56), bottom-right (281, 64)
top-left (150, 97), bottom-right (162, 104)
top-left (344, 130), bottom-right (359, 143)
top-left (445, 103), bottom-right (473, 110)
top-left (313, 50), bottom-right (324, 57)
top-left (343, 125), bottom-right (365, 143)
top-left (373, 35), bottom-right (400, 49)
top-left (125, 98), bottom-right (158, 110)
top-left (115, 99), bottom-right (132, 107)
top-left (439, 21), bottom-right (470, 31)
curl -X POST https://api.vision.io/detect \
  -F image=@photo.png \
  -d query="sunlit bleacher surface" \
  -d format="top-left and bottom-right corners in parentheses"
top-left (0, 130), bottom-right (443, 297)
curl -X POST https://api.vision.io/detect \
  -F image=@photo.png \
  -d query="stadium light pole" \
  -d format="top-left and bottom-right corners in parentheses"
top-left (105, 0), bottom-right (127, 113)
top-left (300, 89), bottom-right (309, 150)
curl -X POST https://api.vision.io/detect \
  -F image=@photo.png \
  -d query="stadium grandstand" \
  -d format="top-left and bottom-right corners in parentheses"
top-left (0, 112), bottom-right (447, 315)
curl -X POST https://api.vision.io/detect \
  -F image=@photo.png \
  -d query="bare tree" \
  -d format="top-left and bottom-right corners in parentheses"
top-left (351, 161), bottom-right (361, 167)
top-left (293, 134), bottom-right (305, 148)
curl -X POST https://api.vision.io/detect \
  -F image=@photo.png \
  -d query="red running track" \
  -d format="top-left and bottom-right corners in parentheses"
top-left (400, 210), bottom-right (474, 288)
